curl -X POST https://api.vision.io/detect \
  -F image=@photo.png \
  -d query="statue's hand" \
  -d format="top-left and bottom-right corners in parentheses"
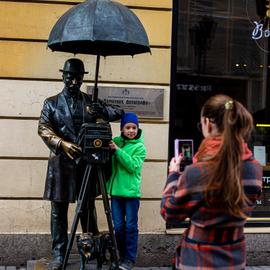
top-left (87, 102), bottom-right (104, 117)
top-left (60, 140), bottom-right (82, 160)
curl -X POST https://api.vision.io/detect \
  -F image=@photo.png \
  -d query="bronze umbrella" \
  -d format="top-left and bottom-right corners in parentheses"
top-left (48, 0), bottom-right (151, 102)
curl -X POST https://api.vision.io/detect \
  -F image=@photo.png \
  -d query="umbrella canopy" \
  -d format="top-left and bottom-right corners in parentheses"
top-left (48, 0), bottom-right (151, 56)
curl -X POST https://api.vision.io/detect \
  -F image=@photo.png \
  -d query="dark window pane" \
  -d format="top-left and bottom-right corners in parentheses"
top-left (170, 0), bottom-right (270, 225)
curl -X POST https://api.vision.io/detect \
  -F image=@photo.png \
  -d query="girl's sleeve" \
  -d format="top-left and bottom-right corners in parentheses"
top-left (160, 168), bottom-right (203, 223)
top-left (114, 143), bottom-right (146, 173)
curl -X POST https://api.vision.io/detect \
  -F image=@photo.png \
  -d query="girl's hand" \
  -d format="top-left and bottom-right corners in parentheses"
top-left (109, 141), bottom-right (118, 151)
top-left (169, 153), bottom-right (184, 173)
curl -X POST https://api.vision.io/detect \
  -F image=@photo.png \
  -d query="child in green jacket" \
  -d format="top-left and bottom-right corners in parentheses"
top-left (107, 112), bottom-right (146, 270)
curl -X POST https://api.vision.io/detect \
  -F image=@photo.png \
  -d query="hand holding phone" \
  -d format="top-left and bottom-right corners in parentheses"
top-left (169, 154), bottom-right (184, 173)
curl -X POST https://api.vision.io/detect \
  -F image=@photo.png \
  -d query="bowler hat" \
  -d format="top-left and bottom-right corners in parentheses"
top-left (59, 58), bottom-right (89, 74)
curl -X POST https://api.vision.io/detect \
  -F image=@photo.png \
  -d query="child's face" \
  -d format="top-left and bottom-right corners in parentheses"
top-left (122, 123), bottom-right (138, 139)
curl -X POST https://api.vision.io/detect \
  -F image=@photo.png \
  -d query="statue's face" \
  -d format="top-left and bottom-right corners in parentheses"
top-left (63, 72), bottom-right (84, 95)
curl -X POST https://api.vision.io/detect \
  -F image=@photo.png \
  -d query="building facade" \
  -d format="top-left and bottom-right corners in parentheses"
top-left (0, 0), bottom-right (172, 266)
top-left (1, 0), bottom-right (270, 267)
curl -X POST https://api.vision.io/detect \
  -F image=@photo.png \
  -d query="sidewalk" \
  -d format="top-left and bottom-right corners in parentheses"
top-left (2, 258), bottom-right (270, 270)
top-left (1, 263), bottom-right (270, 270)
top-left (24, 258), bottom-right (270, 270)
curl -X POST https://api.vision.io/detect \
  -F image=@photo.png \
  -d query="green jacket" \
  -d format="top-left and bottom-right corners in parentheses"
top-left (106, 129), bottom-right (146, 198)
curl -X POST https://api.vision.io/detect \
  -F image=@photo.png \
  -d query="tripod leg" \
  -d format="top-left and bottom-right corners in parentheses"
top-left (97, 166), bottom-right (119, 269)
top-left (62, 164), bottom-right (92, 270)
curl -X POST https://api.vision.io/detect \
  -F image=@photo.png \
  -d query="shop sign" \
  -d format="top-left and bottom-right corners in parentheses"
top-left (255, 171), bottom-right (270, 211)
top-left (87, 86), bottom-right (164, 118)
top-left (252, 21), bottom-right (270, 40)
top-left (176, 83), bottom-right (212, 92)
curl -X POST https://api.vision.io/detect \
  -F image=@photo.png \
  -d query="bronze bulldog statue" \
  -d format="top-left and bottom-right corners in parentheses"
top-left (77, 232), bottom-right (114, 270)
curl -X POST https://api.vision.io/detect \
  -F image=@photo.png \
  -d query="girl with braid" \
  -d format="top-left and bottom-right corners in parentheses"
top-left (161, 95), bottom-right (262, 270)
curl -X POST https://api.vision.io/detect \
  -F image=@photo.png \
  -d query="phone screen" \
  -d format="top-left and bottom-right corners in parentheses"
top-left (181, 143), bottom-right (192, 159)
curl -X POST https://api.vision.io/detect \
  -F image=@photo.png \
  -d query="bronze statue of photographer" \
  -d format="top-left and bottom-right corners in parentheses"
top-left (38, 58), bottom-right (124, 270)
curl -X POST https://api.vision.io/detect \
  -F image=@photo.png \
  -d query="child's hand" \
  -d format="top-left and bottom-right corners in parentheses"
top-left (169, 153), bottom-right (184, 173)
top-left (109, 141), bottom-right (118, 151)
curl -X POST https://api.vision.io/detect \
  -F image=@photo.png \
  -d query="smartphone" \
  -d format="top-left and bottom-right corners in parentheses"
top-left (174, 139), bottom-right (194, 171)
top-left (174, 139), bottom-right (194, 159)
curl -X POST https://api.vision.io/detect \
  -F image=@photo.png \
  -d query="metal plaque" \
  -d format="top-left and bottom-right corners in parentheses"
top-left (87, 86), bottom-right (164, 119)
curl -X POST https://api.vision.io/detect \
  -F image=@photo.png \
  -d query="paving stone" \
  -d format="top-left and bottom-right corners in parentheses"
top-left (136, 266), bottom-right (270, 269)
top-left (26, 260), bottom-right (36, 270)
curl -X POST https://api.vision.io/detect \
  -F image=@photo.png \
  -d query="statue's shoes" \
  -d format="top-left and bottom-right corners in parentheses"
top-left (48, 258), bottom-right (63, 270)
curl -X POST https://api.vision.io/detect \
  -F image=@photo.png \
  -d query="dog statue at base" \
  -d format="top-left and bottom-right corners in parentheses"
top-left (77, 232), bottom-right (113, 270)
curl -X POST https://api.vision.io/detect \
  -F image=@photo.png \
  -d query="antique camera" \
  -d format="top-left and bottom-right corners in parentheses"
top-left (78, 122), bottom-right (112, 164)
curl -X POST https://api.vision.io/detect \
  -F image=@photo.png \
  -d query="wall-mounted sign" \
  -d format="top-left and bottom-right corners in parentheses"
top-left (252, 21), bottom-right (270, 40)
top-left (87, 86), bottom-right (164, 118)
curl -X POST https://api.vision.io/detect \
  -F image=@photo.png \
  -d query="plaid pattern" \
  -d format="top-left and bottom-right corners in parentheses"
top-left (187, 224), bottom-right (244, 244)
top-left (176, 229), bottom-right (246, 270)
top-left (161, 159), bottom-right (262, 270)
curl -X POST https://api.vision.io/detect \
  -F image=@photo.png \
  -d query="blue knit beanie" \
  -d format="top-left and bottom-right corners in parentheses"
top-left (120, 112), bottom-right (139, 130)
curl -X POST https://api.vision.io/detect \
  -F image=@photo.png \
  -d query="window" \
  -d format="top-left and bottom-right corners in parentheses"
top-left (169, 0), bottom-right (270, 227)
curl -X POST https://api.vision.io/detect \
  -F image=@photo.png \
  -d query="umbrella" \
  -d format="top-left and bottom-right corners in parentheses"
top-left (48, 0), bottom-right (151, 102)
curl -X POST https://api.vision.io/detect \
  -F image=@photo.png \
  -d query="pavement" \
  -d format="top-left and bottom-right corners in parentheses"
top-left (25, 258), bottom-right (270, 270)
top-left (23, 262), bottom-right (270, 269)
top-left (1, 258), bottom-right (270, 270)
